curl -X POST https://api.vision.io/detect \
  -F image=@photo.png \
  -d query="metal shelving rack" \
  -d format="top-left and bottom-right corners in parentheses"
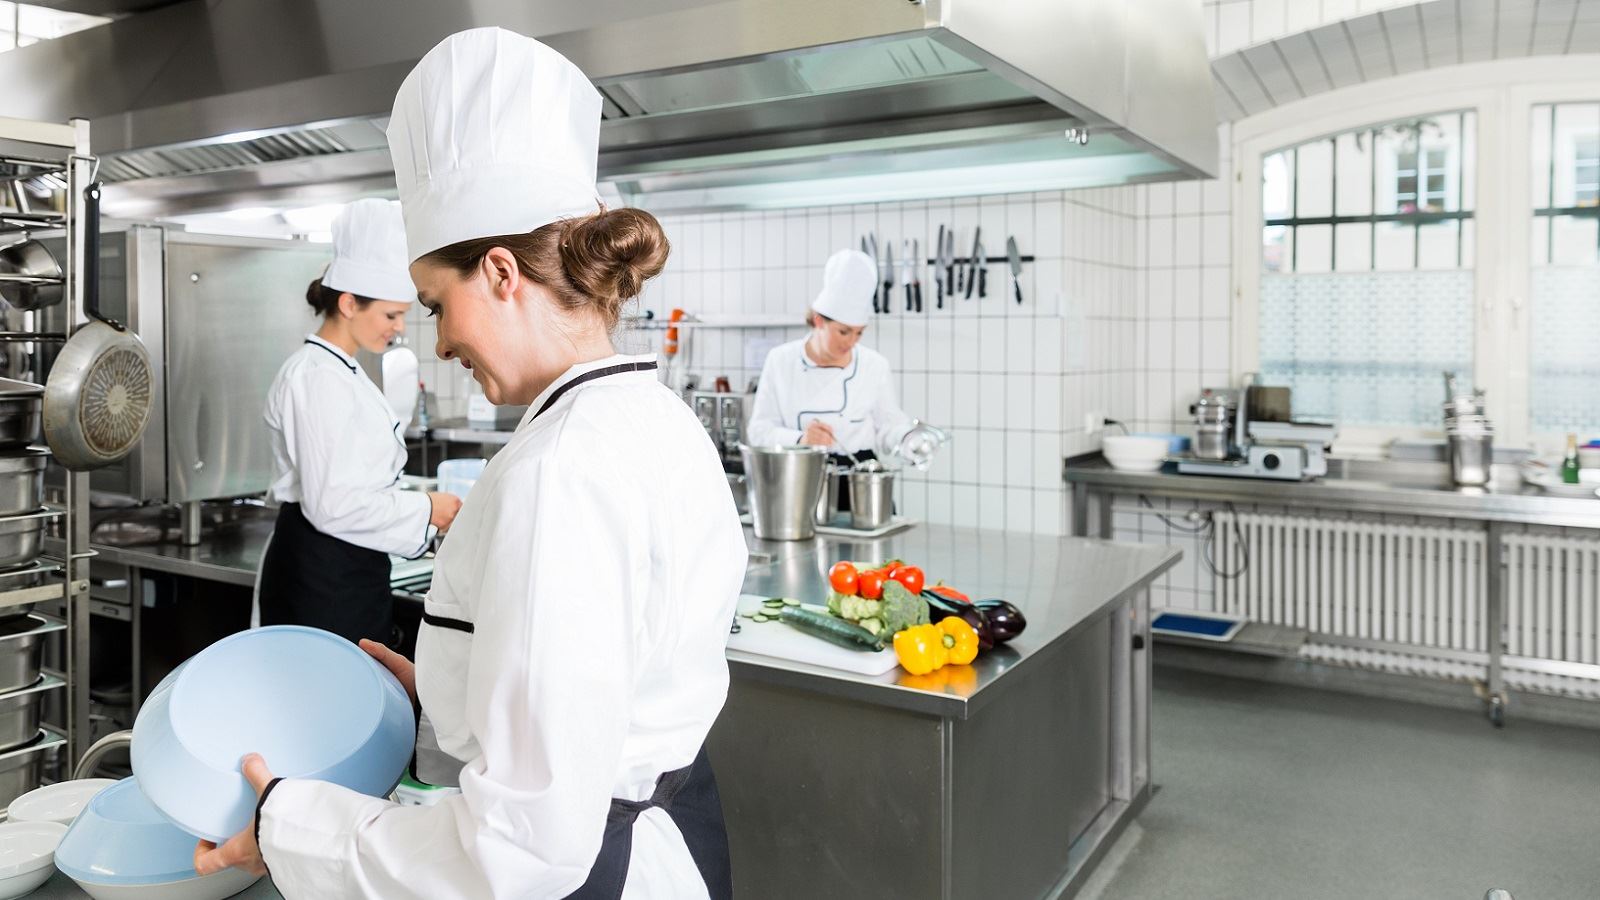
top-left (0, 114), bottom-right (94, 766)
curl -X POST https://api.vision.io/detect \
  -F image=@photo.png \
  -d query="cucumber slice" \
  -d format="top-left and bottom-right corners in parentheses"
top-left (782, 598), bottom-right (802, 607)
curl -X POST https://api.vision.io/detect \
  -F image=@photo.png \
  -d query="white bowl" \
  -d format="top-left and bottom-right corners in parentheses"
top-left (7, 779), bottom-right (116, 827)
top-left (1103, 435), bottom-right (1170, 472)
top-left (70, 868), bottom-right (260, 900)
top-left (0, 820), bottom-right (65, 900)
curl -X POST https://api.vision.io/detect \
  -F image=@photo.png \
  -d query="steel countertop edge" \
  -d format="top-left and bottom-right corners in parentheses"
top-left (1066, 455), bottom-right (1600, 529)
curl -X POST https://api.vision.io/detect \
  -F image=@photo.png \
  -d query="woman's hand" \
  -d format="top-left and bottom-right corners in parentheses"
top-left (800, 421), bottom-right (836, 447)
top-left (193, 754), bottom-right (277, 878)
top-left (360, 639), bottom-right (417, 706)
top-left (428, 492), bottom-right (463, 532)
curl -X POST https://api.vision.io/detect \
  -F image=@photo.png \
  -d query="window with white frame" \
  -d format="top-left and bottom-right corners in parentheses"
top-left (1258, 112), bottom-right (1476, 428)
top-left (1530, 101), bottom-right (1600, 438)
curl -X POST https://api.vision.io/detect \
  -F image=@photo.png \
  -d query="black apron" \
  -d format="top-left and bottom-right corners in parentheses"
top-left (257, 502), bottom-right (394, 645)
top-left (564, 746), bottom-right (733, 900)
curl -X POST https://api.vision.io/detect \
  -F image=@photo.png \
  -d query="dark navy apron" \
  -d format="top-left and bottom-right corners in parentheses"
top-left (258, 502), bottom-right (394, 645)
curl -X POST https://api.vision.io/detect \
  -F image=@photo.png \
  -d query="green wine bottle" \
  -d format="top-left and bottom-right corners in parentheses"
top-left (1562, 433), bottom-right (1581, 484)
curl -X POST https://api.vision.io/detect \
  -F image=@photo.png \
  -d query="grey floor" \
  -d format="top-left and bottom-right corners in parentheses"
top-left (1086, 670), bottom-right (1600, 900)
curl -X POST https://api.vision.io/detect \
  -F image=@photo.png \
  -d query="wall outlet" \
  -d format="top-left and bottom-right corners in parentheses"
top-left (1084, 411), bottom-right (1105, 434)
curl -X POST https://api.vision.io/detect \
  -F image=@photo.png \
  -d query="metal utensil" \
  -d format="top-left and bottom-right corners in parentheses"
top-left (880, 239), bottom-right (894, 315)
top-left (943, 227), bottom-right (956, 299)
top-left (847, 463), bottom-right (895, 530)
top-left (864, 234), bottom-right (880, 314)
top-left (741, 444), bottom-right (829, 540)
top-left (1006, 236), bottom-right (1023, 304)
top-left (974, 238), bottom-right (987, 298)
top-left (0, 379), bottom-right (42, 449)
top-left (901, 239), bottom-right (913, 312)
top-left (965, 226), bottom-right (981, 299)
top-left (910, 238), bottom-right (922, 312)
top-left (43, 183), bottom-right (156, 470)
top-left (0, 240), bottom-right (64, 311)
top-left (933, 225), bottom-right (945, 304)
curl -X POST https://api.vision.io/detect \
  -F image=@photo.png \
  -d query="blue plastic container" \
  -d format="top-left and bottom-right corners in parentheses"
top-left (130, 626), bottom-right (415, 842)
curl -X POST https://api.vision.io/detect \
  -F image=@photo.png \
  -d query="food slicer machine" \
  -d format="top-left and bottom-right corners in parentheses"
top-left (1176, 384), bottom-right (1337, 481)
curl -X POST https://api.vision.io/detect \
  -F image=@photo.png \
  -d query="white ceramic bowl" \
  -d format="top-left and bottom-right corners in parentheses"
top-left (0, 820), bottom-right (65, 900)
top-left (69, 868), bottom-right (260, 900)
top-left (1103, 435), bottom-right (1170, 472)
top-left (7, 779), bottom-right (116, 827)
top-left (131, 626), bottom-right (415, 842)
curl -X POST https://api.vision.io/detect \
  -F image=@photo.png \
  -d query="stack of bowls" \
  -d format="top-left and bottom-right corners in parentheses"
top-left (53, 776), bottom-right (260, 900)
top-left (0, 820), bottom-right (65, 899)
top-left (1102, 435), bottom-right (1171, 473)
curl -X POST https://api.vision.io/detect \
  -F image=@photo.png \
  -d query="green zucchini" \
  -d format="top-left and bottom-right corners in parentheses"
top-left (778, 606), bottom-right (884, 652)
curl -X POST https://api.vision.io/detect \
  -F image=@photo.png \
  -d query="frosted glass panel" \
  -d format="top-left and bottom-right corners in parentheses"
top-left (1530, 101), bottom-right (1600, 437)
top-left (1531, 267), bottom-right (1600, 435)
top-left (1260, 271), bottom-right (1473, 426)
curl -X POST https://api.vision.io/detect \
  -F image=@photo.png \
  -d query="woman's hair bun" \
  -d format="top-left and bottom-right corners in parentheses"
top-left (560, 208), bottom-right (670, 305)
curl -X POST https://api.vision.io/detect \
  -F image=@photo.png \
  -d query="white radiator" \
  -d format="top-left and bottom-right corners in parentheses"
top-left (1504, 533), bottom-right (1600, 666)
top-left (1212, 512), bottom-right (1487, 652)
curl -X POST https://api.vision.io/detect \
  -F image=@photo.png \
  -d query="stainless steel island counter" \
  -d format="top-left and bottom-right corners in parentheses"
top-left (712, 527), bottom-right (1178, 900)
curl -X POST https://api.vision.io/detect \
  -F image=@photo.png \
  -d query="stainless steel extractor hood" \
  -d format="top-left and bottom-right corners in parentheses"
top-left (0, 0), bottom-right (1218, 215)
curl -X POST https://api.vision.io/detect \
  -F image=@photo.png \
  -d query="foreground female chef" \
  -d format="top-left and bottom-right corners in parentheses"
top-left (257, 198), bottom-right (461, 645)
top-left (197, 28), bottom-right (747, 900)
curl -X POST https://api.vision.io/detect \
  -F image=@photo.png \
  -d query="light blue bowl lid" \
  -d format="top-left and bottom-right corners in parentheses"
top-left (54, 777), bottom-right (203, 886)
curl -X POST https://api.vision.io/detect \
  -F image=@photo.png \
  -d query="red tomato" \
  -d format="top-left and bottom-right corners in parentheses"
top-left (888, 565), bottom-right (925, 595)
top-left (858, 569), bottom-right (887, 600)
top-left (828, 562), bottom-right (859, 595)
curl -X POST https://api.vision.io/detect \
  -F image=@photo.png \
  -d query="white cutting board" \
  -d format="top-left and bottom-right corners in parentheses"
top-left (726, 595), bottom-right (900, 676)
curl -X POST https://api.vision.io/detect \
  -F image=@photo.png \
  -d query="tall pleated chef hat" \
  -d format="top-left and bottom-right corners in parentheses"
top-left (321, 199), bottom-right (416, 302)
top-left (811, 249), bottom-right (879, 327)
top-left (387, 27), bottom-right (603, 263)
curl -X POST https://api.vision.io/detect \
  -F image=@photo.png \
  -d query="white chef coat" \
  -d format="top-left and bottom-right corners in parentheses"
top-left (257, 353), bottom-right (748, 899)
top-left (746, 338), bottom-right (914, 457)
top-left (264, 335), bottom-right (434, 559)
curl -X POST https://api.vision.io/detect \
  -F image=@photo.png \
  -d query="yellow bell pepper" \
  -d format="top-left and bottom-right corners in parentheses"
top-left (893, 623), bottom-right (948, 675)
top-left (938, 616), bottom-right (980, 666)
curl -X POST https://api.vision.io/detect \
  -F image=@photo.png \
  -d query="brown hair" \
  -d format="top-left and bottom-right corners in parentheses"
top-left (419, 208), bottom-right (669, 329)
top-left (305, 278), bottom-right (376, 317)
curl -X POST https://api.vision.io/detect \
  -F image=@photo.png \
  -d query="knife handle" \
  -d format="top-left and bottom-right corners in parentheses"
top-left (913, 283), bottom-right (923, 312)
top-left (1014, 279), bottom-right (1023, 305)
top-left (978, 266), bottom-right (987, 297)
top-left (905, 284), bottom-right (913, 311)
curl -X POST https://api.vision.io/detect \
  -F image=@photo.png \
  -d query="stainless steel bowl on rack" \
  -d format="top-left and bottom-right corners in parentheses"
top-left (0, 614), bottom-right (61, 694)
top-left (0, 512), bottom-right (46, 570)
top-left (0, 450), bottom-right (46, 519)
top-left (0, 727), bottom-right (65, 809)
top-left (0, 675), bottom-right (60, 751)
top-left (0, 379), bottom-right (42, 449)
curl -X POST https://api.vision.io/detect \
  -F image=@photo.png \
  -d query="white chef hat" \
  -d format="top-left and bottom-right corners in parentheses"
top-left (811, 249), bottom-right (878, 327)
top-left (321, 199), bottom-right (415, 303)
top-left (387, 27), bottom-right (603, 262)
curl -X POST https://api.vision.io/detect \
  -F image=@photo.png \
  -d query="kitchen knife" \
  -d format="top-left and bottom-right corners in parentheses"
top-left (1007, 236), bottom-right (1023, 305)
top-left (934, 225), bottom-right (947, 302)
top-left (902, 239), bottom-right (913, 312)
top-left (933, 225), bottom-right (945, 305)
top-left (866, 234), bottom-right (881, 313)
top-left (975, 239), bottom-right (987, 298)
top-left (910, 238), bottom-right (923, 312)
top-left (965, 226), bottom-right (981, 300)
top-left (881, 239), bottom-right (895, 315)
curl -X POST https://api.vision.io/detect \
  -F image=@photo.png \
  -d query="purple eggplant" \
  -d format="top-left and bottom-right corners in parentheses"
top-left (974, 599), bottom-right (1026, 644)
top-left (923, 591), bottom-right (995, 651)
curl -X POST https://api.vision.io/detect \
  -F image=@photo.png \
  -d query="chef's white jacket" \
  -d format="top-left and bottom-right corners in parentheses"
top-left (258, 354), bottom-right (748, 899)
top-left (264, 335), bottom-right (434, 559)
top-left (746, 339), bottom-right (913, 457)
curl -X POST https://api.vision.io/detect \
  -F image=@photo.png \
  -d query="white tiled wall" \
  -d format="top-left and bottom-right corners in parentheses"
top-left (1204, 0), bottom-right (1417, 56)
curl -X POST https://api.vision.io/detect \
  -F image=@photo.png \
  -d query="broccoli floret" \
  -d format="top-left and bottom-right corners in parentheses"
top-left (839, 594), bottom-right (883, 622)
top-left (879, 580), bottom-right (930, 635)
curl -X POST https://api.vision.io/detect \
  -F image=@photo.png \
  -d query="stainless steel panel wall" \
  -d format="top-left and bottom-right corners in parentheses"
top-left (163, 237), bottom-right (327, 503)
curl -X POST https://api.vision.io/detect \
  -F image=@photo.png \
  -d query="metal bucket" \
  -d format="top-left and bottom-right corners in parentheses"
top-left (814, 465), bottom-right (845, 527)
top-left (740, 445), bottom-right (828, 541)
top-left (848, 466), bottom-right (895, 530)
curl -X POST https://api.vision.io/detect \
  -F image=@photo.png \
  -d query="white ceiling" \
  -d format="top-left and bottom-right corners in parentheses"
top-left (1212, 0), bottom-right (1600, 120)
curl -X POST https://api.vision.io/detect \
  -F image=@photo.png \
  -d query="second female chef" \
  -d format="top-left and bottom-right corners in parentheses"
top-left (257, 199), bottom-right (462, 645)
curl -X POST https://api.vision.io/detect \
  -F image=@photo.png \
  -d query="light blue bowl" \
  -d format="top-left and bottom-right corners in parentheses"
top-left (54, 776), bottom-right (208, 885)
top-left (1134, 432), bottom-right (1191, 455)
top-left (130, 626), bottom-right (415, 842)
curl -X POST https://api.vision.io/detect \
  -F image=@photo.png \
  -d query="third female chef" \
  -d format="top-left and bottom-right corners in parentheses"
top-left (747, 248), bottom-right (918, 506)
top-left (256, 198), bottom-right (462, 646)
top-left (197, 27), bottom-right (747, 899)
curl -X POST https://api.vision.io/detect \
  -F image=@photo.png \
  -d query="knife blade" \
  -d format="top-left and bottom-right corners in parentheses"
top-left (881, 239), bottom-right (895, 315)
top-left (942, 228), bottom-right (956, 305)
top-left (965, 226), bottom-right (981, 300)
top-left (1006, 236), bottom-right (1023, 305)
top-left (910, 238), bottom-right (923, 312)
top-left (975, 239), bottom-right (987, 298)
top-left (933, 225), bottom-right (945, 305)
top-left (866, 234), bottom-right (881, 313)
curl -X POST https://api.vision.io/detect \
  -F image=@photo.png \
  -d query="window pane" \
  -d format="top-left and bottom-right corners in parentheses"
top-left (1530, 101), bottom-right (1600, 437)
top-left (1373, 221), bottom-right (1416, 270)
top-left (1296, 141), bottom-right (1334, 218)
top-left (1334, 222), bottom-right (1372, 271)
top-left (1335, 132), bottom-right (1373, 216)
top-left (1297, 224), bottom-right (1333, 272)
top-left (1263, 225), bottom-right (1292, 273)
top-left (1417, 221), bottom-right (1460, 270)
top-left (1263, 151), bottom-right (1293, 220)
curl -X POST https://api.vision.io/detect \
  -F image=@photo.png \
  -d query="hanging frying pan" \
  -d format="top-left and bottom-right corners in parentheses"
top-left (42, 182), bottom-right (154, 470)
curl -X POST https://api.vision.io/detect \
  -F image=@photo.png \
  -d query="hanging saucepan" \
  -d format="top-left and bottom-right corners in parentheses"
top-left (0, 238), bottom-right (64, 311)
top-left (43, 183), bottom-right (154, 470)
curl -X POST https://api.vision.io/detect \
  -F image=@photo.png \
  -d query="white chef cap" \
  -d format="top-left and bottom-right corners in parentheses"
top-left (811, 249), bottom-right (878, 327)
top-left (321, 199), bottom-right (415, 303)
top-left (387, 27), bottom-right (603, 262)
